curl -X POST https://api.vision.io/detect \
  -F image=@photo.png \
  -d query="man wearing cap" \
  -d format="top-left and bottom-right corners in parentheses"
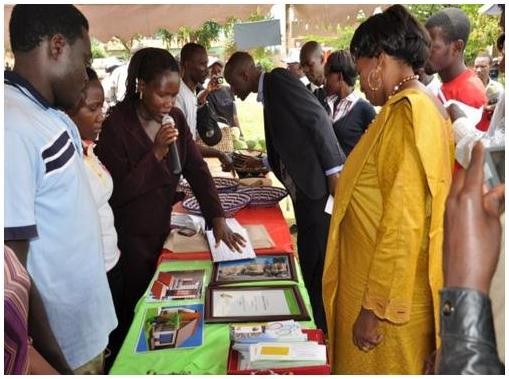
top-left (283, 48), bottom-right (309, 86)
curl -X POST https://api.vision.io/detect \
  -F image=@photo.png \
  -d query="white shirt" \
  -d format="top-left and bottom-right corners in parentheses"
top-left (82, 141), bottom-right (121, 272)
top-left (175, 81), bottom-right (198, 139)
top-left (299, 75), bottom-right (310, 86)
top-left (326, 92), bottom-right (360, 123)
top-left (4, 71), bottom-right (117, 369)
top-left (453, 92), bottom-right (505, 168)
top-left (426, 74), bottom-right (442, 97)
top-left (486, 78), bottom-right (505, 103)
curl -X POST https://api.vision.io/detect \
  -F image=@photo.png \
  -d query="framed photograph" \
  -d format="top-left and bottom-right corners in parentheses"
top-left (211, 253), bottom-right (297, 285)
top-left (205, 285), bottom-right (310, 323)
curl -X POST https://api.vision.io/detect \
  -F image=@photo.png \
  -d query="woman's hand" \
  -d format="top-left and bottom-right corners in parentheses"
top-left (153, 124), bottom-right (179, 161)
top-left (353, 307), bottom-right (384, 352)
top-left (212, 217), bottom-right (246, 252)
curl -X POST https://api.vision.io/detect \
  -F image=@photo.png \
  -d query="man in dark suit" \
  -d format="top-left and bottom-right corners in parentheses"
top-left (300, 41), bottom-right (328, 110)
top-left (224, 51), bottom-right (346, 332)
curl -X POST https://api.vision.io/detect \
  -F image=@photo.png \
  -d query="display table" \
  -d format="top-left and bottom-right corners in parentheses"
top-left (109, 258), bottom-right (316, 374)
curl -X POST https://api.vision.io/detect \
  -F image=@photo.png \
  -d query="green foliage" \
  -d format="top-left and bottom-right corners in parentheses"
top-left (156, 28), bottom-right (174, 50)
top-left (303, 25), bottom-right (356, 51)
top-left (91, 38), bottom-right (106, 59)
top-left (405, 4), bottom-right (501, 65)
top-left (194, 21), bottom-right (223, 49)
top-left (251, 47), bottom-right (275, 71)
top-left (300, 5), bottom-right (500, 66)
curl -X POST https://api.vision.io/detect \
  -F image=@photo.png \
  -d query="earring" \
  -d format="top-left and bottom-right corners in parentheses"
top-left (139, 91), bottom-right (143, 100)
top-left (367, 68), bottom-right (382, 92)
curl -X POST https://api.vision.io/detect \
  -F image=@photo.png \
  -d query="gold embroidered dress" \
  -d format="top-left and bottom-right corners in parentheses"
top-left (323, 88), bottom-right (454, 374)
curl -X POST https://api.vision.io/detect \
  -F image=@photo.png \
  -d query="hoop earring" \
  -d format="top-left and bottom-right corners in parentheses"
top-left (367, 68), bottom-right (382, 92)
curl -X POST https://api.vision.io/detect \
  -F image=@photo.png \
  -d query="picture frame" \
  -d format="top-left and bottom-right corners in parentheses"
top-left (205, 285), bottom-right (310, 323)
top-left (211, 253), bottom-right (297, 285)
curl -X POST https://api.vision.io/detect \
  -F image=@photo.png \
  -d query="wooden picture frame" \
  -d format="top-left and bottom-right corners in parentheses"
top-left (205, 285), bottom-right (310, 323)
top-left (211, 253), bottom-right (297, 285)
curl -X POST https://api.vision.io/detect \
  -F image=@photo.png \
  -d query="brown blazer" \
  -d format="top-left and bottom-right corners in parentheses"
top-left (95, 100), bottom-right (224, 235)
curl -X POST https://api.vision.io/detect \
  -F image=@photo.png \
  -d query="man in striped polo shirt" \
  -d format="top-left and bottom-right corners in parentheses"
top-left (4, 5), bottom-right (117, 374)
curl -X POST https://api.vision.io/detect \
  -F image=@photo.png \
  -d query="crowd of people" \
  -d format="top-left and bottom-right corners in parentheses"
top-left (4, 3), bottom-right (505, 375)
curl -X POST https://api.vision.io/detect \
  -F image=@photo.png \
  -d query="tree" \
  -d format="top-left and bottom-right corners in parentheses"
top-left (91, 38), bottom-right (106, 59)
top-left (157, 28), bottom-right (174, 50)
top-left (303, 24), bottom-right (356, 51)
top-left (194, 21), bottom-right (223, 49)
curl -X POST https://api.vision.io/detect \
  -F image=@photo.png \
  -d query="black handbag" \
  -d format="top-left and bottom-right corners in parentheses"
top-left (196, 102), bottom-right (223, 146)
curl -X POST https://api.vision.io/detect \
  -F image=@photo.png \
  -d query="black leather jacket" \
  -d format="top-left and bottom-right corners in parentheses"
top-left (437, 288), bottom-right (505, 374)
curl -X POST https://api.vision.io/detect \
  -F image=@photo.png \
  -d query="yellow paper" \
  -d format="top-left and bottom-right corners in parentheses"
top-left (260, 346), bottom-right (290, 356)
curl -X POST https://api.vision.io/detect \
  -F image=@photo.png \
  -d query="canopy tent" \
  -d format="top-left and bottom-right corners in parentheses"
top-left (289, 4), bottom-right (389, 37)
top-left (4, 4), bottom-right (272, 48)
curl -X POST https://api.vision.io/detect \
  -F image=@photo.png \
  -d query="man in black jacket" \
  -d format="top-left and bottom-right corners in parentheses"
top-left (224, 51), bottom-right (346, 332)
top-left (300, 41), bottom-right (328, 110)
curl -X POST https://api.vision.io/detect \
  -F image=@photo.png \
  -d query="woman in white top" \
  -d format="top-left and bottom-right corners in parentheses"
top-left (67, 68), bottom-right (123, 369)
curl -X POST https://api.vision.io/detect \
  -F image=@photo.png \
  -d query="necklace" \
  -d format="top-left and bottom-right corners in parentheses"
top-left (390, 74), bottom-right (420, 97)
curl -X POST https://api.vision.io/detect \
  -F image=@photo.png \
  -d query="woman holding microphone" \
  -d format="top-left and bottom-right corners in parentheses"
top-left (95, 47), bottom-right (244, 348)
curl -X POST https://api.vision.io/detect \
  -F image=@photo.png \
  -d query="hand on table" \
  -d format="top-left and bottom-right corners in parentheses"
top-left (444, 142), bottom-right (505, 294)
top-left (353, 307), bottom-right (384, 352)
top-left (212, 217), bottom-right (246, 252)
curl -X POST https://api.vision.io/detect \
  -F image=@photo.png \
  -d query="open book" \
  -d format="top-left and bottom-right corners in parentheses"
top-left (205, 218), bottom-right (256, 262)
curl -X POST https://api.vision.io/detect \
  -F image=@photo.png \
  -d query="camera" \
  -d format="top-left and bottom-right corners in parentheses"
top-left (484, 146), bottom-right (505, 188)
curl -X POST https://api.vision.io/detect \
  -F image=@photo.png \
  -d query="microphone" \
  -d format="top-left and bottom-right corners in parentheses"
top-left (162, 114), bottom-right (182, 175)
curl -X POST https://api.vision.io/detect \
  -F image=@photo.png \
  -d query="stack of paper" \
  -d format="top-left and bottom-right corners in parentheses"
top-left (206, 218), bottom-right (256, 262)
top-left (236, 341), bottom-right (327, 370)
top-left (171, 212), bottom-right (206, 233)
top-left (230, 320), bottom-right (307, 344)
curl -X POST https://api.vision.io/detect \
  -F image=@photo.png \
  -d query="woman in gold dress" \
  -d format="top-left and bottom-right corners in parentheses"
top-left (322, 5), bottom-right (454, 374)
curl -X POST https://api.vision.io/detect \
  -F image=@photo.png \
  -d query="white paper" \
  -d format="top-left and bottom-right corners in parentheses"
top-left (324, 195), bottom-right (334, 215)
top-left (443, 99), bottom-right (484, 127)
top-left (171, 212), bottom-right (205, 232)
top-left (206, 218), bottom-right (256, 262)
top-left (251, 341), bottom-right (325, 362)
top-left (212, 289), bottom-right (291, 317)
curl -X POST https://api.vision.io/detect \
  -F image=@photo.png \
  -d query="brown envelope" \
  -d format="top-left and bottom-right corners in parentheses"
top-left (244, 224), bottom-right (275, 249)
